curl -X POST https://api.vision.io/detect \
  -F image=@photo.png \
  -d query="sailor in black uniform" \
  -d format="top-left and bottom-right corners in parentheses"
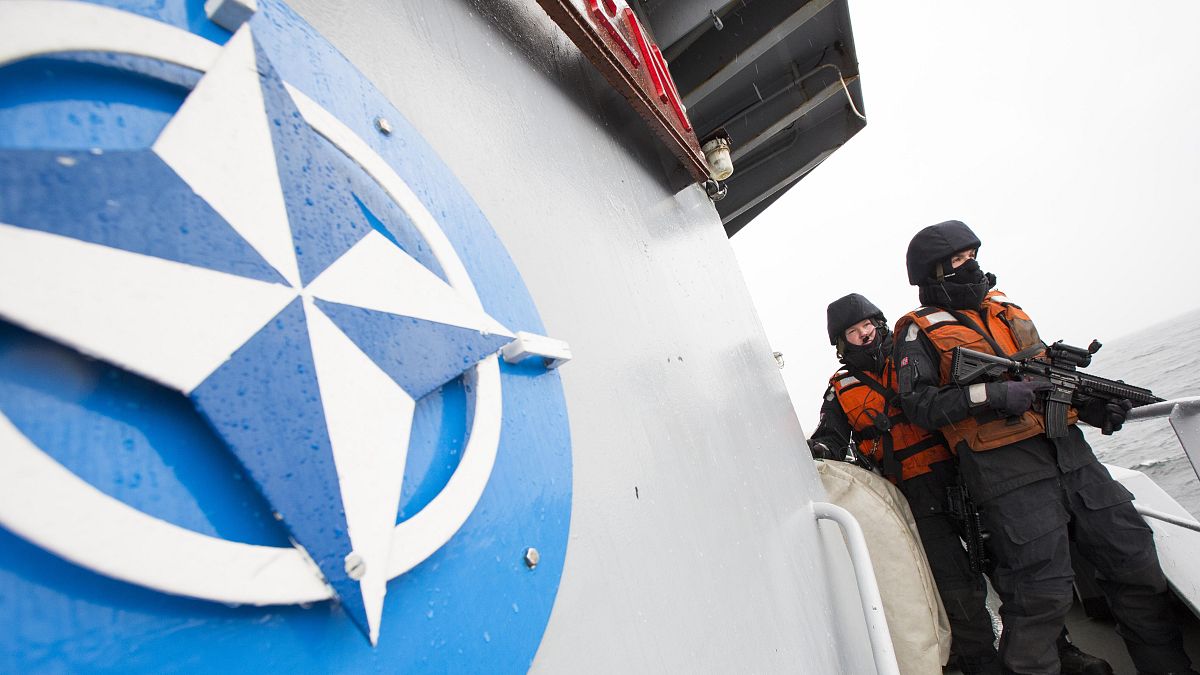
top-left (893, 220), bottom-right (1195, 675)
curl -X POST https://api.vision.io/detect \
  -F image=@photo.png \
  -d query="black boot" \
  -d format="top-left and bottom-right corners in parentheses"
top-left (1057, 633), bottom-right (1114, 675)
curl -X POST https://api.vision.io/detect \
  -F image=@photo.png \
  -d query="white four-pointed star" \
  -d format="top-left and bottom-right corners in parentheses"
top-left (0, 12), bottom-right (512, 645)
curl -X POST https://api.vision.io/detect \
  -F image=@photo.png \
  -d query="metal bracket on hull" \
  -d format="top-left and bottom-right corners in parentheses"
top-left (501, 331), bottom-right (573, 369)
top-left (1127, 396), bottom-right (1200, 483)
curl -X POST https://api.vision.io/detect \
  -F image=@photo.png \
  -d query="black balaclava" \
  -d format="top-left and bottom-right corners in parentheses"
top-left (906, 220), bottom-right (996, 310)
top-left (918, 258), bottom-right (997, 309)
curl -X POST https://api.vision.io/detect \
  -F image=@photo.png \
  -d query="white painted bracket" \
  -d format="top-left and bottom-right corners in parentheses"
top-left (205, 0), bottom-right (256, 31)
top-left (501, 331), bottom-right (572, 369)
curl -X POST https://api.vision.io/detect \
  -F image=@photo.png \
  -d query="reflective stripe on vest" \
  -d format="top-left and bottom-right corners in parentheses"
top-left (828, 364), bottom-right (952, 481)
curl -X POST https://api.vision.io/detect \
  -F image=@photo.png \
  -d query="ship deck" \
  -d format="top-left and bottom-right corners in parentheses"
top-left (943, 593), bottom-right (1200, 675)
top-left (1061, 594), bottom-right (1200, 675)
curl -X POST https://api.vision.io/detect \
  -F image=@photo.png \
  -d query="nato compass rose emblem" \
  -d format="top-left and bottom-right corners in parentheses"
top-left (0, 0), bottom-right (571, 663)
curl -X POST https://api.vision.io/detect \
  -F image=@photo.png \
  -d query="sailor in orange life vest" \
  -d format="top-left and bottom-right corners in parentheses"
top-left (809, 293), bottom-right (1001, 675)
top-left (893, 220), bottom-right (1196, 675)
top-left (812, 295), bottom-right (1114, 675)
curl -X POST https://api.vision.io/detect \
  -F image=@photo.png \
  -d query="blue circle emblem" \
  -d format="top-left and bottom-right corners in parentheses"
top-left (0, 0), bottom-right (572, 671)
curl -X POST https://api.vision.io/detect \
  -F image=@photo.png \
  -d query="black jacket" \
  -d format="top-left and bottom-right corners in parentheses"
top-left (810, 385), bottom-right (854, 459)
top-left (892, 318), bottom-right (1099, 503)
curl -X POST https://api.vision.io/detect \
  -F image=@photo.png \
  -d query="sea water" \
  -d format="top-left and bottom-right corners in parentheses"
top-left (1078, 307), bottom-right (1200, 518)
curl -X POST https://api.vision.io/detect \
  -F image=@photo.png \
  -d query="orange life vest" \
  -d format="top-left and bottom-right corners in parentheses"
top-left (895, 290), bottom-right (1078, 452)
top-left (828, 362), bottom-right (952, 481)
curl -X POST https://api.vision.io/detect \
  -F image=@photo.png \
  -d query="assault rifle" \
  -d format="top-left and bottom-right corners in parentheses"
top-left (950, 340), bottom-right (1163, 438)
top-left (946, 479), bottom-right (990, 574)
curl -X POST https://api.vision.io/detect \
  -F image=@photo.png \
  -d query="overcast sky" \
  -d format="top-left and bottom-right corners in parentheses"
top-left (730, 1), bottom-right (1200, 433)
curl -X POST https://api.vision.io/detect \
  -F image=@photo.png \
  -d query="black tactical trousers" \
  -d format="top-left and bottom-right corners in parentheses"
top-left (976, 460), bottom-right (1190, 675)
top-left (903, 468), bottom-right (998, 671)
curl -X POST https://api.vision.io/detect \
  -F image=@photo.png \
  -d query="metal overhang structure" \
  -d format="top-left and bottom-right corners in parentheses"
top-left (646, 0), bottom-right (866, 237)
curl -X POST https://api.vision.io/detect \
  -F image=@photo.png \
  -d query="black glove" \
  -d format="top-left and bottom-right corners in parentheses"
top-left (1079, 398), bottom-right (1133, 434)
top-left (808, 439), bottom-right (838, 460)
top-left (986, 379), bottom-right (1052, 417)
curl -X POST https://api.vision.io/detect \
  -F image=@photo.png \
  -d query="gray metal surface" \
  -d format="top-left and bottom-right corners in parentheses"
top-left (1170, 404), bottom-right (1200, 485)
top-left (678, 0), bottom-right (836, 108)
top-left (642, 0), bottom-right (737, 52)
top-left (286, 0), bottom-right (875, 671)
top-left (655, 0), bottom-right (867, 236)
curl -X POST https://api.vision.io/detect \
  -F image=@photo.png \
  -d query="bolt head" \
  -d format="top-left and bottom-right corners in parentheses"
top-left (374, 116), bottom-right (393, 135)
top-left (523, 547), bottom-right (540, 569)
top-left (344, 552), bottom-right (366, 580)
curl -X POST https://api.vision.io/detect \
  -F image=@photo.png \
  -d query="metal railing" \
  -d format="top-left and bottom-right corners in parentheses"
top-left (1135, 504), bottom-right (1200, 533)
top-left (1126, 396), bottom-right (1200, 483)
top-left (1122, 397), bottom-right (1200, 531)
top-left (812, 501), bottom-right (901, 675)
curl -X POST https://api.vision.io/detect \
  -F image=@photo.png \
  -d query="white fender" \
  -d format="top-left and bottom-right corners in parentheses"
top-left (817, 461), bottom-right (952, 675)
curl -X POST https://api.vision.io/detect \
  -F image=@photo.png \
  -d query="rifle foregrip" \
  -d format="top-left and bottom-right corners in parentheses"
top-left (1079, 377), bottom-right (1161, 406)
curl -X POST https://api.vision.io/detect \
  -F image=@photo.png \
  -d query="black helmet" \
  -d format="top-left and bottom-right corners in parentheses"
top-left (826, 293), bottom-right (885, 345)
top-left (905, 220), bottom-right (981, 285)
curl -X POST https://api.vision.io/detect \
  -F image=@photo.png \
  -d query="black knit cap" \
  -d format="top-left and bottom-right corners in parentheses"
top-left (905, 220), bottom-right (982, 285)
top-left (826, 293), bottom-right (885, 345)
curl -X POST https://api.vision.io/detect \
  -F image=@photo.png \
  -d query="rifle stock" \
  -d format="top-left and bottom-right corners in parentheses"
top-left (950, 348), bottom-right (1016, 384)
